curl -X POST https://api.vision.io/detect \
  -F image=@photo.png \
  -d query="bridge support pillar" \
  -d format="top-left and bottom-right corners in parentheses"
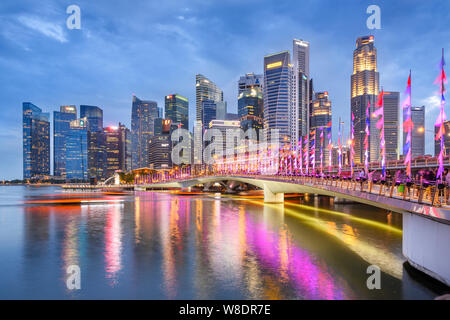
top-left (264, 185), bottom-right (284, 204)
top-left (403, 212), bottom-right (450, 286)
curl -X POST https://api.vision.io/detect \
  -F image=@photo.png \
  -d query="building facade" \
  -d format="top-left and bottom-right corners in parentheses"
top-left (53, 105), bottom-right (77, 177)
top-left (383, 91), bottom-right (400, 161)
top-left (131, 95), bottom-right (159, 169)
top-left (263, 51), bottom-right (291, 145)
top-left (104, 126), bottom-right (121, 178)
top-left (23, 103), bottom-right (50, 179)
top-left (238, 85), bottom-right (264, 142)
top-left (291, 39), bottom-right (310, 147)
top-left (119, 123), bottom-right (132, 172)
top-left (310, 92), bottom-right (332, 168)
top-left (165, 94), bottom-right (189, 130)
top-left (404, 106), bottom-right (425, 159)
top-left (351, 36), bottom-right (380, 164)
top-left (66, 118), bottom-right (88, 181)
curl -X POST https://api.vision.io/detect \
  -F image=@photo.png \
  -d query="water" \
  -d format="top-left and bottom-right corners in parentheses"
top-left (0, 186), bottom-right (443, 299)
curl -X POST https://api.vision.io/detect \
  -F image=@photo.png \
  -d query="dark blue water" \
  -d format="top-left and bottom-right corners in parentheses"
top-left (0, 186), bottom-right (441, 299)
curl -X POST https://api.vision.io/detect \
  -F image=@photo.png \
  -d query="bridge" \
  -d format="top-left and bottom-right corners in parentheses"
top-left (61, 157), bottom-right (450, 287)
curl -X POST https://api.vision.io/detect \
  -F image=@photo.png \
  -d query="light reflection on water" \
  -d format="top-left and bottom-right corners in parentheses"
top-left (0, 186), bottom-right (440, 299)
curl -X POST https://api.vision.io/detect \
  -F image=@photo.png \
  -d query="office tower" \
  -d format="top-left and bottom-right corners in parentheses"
top-left (238, 85), bottom-right (264, 141)
top-left (80, 105), bottom-right (103, 132)
top-left (226, 113), bottom-right (239, 121)
top-left (310, 92), bottom-right (332, 167)
top-left (165, 94), bottom-right (189, 130)
top-left (291, 39), bottom-right (310, 147)
top-left (238, 73), bottom-right (264, 95)
top-left (66, 118), bottom-right (88, 181)
top-left (104, 126), bottom-right (121, 178)
top-left (118, 123), bottom-right (132, 172)
top-left (206, 120), bottom-right (241, 160)
top-left (149, 120), bottom-right (173, 170)
top-left (351, 36), bottom-right (380, 164)
top-left (80, 105), bottom-right (106, 179)
top-left (216, 101), bottom-right (227, 120)
top-left (23, 102), bottom-right (50, 179)
top-left (435, 120), bottom-right (450, 157)
top-left (383, 91), bottom-right (400, 161)
top-left (87, 130), bottom-right (106, 180)
top-left (195, 74), bottom-right (223, 123)
top-left (195, 75), bottom-right (223, 165)
top-left (404, 106), bottom-right (425, 158)
top-left (264, 51), bottom-right (291, 144)
top-left (53, 105), bottom-right (77, 177)
top-left (131, 95), bottom-right (159, 169)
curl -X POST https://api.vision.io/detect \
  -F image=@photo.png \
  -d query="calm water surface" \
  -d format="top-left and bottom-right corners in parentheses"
top-left (0, 186), bottom-right (441, 299)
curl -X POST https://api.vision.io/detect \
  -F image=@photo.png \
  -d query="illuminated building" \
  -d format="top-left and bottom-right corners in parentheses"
top-left (131, 95), bottom-right (159, 169)
top-left (165, 94), bottom-right (189, 130)
top-left (118, 123), bottom-right (132, 172)
top-left (238, 73), bottom-right (263, 95)
top-left (149, 119), bottom-right (173, 170)
top-left (351, 36), bottom-right (380, 164)
top-left (53, 105), bottom-right (77, 177)
top-left (66, 118), bottom-right (88, 181)
top-left (238, 85), bottom-right (263, 142)
top-left (404, 106), bottom-right (425, 158)
top-left (291, 39), bottom-right (310, 147)
top-left (195, 74), bottom-right (223, 164)
top-left (80, 105), bottom-right (106, 180)
top-left (23, 102), bottom-right (50, 179)
top-left (104, 126), bottom-right (121, 178)
top-left (206, 120), bottom-right (241, 161)
top-left (311, 92), bottom-right (332, 167)
top-left (383, 91), bottom-right (400, 161)
top-left (264, 51), bottom-right (291, 145)
top-left (80, 105), bottom-right (103, 132)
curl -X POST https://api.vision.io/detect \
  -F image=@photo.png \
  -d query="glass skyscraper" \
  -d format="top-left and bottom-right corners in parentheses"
top-left (195, 74), bottom-right (223, 164)
top-left (23, 102), bottom-right (50, 179)
top-left (238, 85), bottom-right (263, 142)
top-left (80, 105), bottom-right (106, 180)
top-left (165, 94), bottom-right (189, 130)
top-left (66, 118), bottom-right (88, 181)
top-left (351, 36), bottom-right (380, 164)
top-left (291, 39), bottom-right (310, 147)
top-left (53, 105), bottom-right (77, 178)
top-left (119, 123), bottom-right (132, 172)
top-left (131, 95), bottom-right (159, 169)
top-left (263, 51), bottom-right (291, 145)
top-left (104, 126), bottom-right (121, 178)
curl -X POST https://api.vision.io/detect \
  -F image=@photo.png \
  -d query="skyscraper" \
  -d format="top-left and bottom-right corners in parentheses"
top-left (66, 118), bottom-right (88, 181)
top-left (131, 95), bottom-right (159, 169)
top-left (238, 84), bottom-right (264, 141)
top-left (118, 123), bottom-right (132, 172)
top-left (404, 106), bottom-right (425, 158)
top-left (291, 39), bottom-right (310, 146)
top-left (80, 105), bottom-right (106, 179)
top-left (104, 126), bottom-right (121, 178)
top-left (149, 119), bottom-right (173, 170)
top-left (311, 92), bottom-right (332, 167)
top-left (195, 74), bottom-right (223, 123)
top-left (80, 105), bottom-right (103, 132)
top-left (383, 91), bottom-right (400, 161)
top-left (195, 74), bottom-right (223, 164)
top-left (238, 73), bottom-right (263, 95)
top-left (264, 51), bottom-right (291, 144)
top-left (351, 36), bottom-right (380, 164)
top-left (23, 102), bottom-right (50, 179)
top-left (165, 94), bottom-right (189, 130)
top-left (53, 105), bottom-right (77, 177)
top-left (435, 120), bottom-right (450, 158)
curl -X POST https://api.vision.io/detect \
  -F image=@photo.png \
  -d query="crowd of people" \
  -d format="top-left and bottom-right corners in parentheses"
top-left (356, 168), bottom-right (450, 187)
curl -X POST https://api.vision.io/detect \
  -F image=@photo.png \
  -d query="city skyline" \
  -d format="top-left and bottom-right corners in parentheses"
top-left (2, 0), bottom-right (450, 179)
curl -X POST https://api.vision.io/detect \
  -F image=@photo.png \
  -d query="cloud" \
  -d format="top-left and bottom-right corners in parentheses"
top-left (17, 15), bottom-right (67, 43)
top-left (420, 95), bottom-right (442, 112)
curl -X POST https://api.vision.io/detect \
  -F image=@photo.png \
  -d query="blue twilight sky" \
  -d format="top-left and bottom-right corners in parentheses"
top-left (0, 0), bottom-right (449, 179)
